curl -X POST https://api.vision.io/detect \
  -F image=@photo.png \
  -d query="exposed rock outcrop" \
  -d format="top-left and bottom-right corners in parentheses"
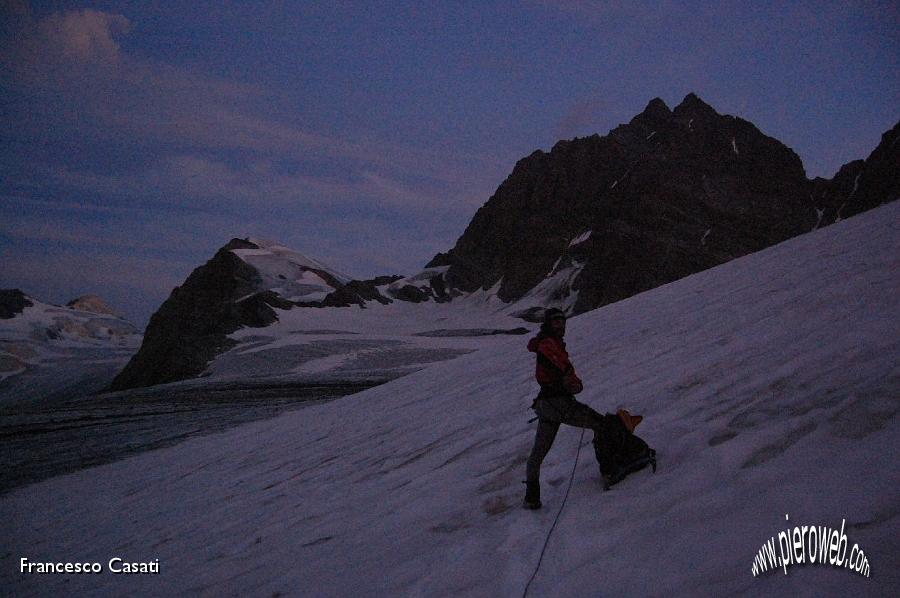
top-left (0, 289), bottom-right (32, 319)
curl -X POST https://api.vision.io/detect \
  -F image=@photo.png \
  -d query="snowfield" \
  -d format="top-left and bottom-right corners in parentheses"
top-left (2, 201), bottom-right (898, 596)
top-left (204, 272), bottom-right (535, 385)
top-left (209, 289), bottom-right (531, 384)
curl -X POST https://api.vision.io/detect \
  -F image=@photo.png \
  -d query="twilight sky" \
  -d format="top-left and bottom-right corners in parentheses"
top-left (1, 1), bottom-right (898, 326)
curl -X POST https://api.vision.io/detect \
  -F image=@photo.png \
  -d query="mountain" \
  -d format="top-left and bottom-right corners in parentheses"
top-left (5, 200), bottom-right (897, 597)
top-left (810, 120), bottom-right (900, 225)
top-left (425, 94), bottom-right (899, 314)
top-left (0, 289), bottom-right (32, 320)
top-left (108, 238), bottom-right (443, 390)
top-left (0, 289), bottom-right (139, 346)
top-left (0, 290), bottom-right (141, 403)
top-left (109, 238), bottom-right (323, 391)
top-left (111, 94), bottom-right (899, 390)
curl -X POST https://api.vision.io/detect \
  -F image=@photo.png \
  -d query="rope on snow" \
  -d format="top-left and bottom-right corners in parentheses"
top-left (522, 427), bottom-right (586, 597)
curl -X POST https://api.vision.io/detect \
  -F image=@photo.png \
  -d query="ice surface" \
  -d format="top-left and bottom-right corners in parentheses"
top-left (211, 276), bottom-right (537, 384)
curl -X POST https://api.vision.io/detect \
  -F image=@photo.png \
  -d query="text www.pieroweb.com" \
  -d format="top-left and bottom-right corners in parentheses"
top-left (752, 515), bottom-right (870, 578)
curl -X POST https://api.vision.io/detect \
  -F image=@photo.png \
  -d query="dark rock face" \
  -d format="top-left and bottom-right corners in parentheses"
top-left (387, 284), bottom-right (431, 303)
top-left (110, 239), bottom-right (283, 390)
top-left (0, 289), bottom-right (33, 319)
top-left (428, 94), bottom-right (898, 314)
top-left (811, 121), bottom-right (900, 225)
top-left (320, 277), bottom-right (397, 307)
top-left (384, 271), bottom-right (454, 303)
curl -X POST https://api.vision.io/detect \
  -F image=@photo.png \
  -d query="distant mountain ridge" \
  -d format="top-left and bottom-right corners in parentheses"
top-left (111, 94), bottom-right (899, 390)
top-left (0, 289), bottom-right (140, 390)
top-left (0, 289), bottom-right (138, 337)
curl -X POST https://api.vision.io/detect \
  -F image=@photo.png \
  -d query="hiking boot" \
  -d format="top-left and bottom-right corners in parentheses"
top-left (522, 480), bottom-right (542, 510)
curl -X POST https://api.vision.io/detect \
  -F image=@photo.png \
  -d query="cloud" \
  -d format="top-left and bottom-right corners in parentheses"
top-left (531, 0), bottom-right (681, 27)
top-left (3, 6), bottom-right (501, 181)
top-left (38, 8), bottom-right (130, 63)
top-left (14, 150), bottom-right (489, 227)
top-left (3, 6), bottom-right (504, 213)
top-left (1, 0), bottom-right (29, 17)
top-left (0, 243), bottom-right (190, 297)
top-left (2, 6), bottom-right (130, 80)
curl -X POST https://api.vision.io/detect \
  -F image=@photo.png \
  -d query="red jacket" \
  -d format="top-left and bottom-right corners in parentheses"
top-left (527, 333), bottom-right (584, 395)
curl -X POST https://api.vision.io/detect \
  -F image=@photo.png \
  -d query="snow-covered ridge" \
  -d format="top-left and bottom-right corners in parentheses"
top-left (212, 270), bottom-right (529, 382)
top-left (231, 238), bottom-right (353, 302)
top-left (242, 237), bottom-right (352, 282)
top-left (4, 199), bottom-right (897, 596)
top-left (1, 293), bottom-right (140, 348)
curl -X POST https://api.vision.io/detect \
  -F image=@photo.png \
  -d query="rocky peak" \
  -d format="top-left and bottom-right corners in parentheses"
top-left (811, 119), bottom-right (899, 223)
top-left (110, 238), bottom-right (389, 389)
top-left (109, 241), bottom-right (285, 390)
top-left (673, 92), bottom-right (718, 118)
top-left (0, 289), bottom-right (32, 319)
top-left (425, 95), bottom-right (893, 315)
top-left (222, 237), bottom-right (258, 252)
top-left (629, 97), bottom-right (673, 128)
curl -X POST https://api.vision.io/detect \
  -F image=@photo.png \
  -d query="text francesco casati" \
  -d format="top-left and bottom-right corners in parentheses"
top-left (20, 557), bottom-right (160, 575)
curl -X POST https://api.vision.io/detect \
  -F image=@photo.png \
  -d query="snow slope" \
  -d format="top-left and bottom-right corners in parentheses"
top-left (2, 202), bottom-right (898, 597)
top-left (233, 238), bottom-right (353, 302)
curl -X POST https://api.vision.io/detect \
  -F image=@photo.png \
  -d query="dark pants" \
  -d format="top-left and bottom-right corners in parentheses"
top-left (525, 394), bottom-right (611, 482)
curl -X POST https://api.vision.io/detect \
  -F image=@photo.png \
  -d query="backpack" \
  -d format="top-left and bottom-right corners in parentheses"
top-left (593, 409), bottom-right (657, 490)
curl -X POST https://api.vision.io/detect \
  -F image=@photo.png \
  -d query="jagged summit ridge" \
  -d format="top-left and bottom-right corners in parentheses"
top-left (673, 91), bottom-right (717, 115)
top-left (425, 95), bottom-right (895, 314)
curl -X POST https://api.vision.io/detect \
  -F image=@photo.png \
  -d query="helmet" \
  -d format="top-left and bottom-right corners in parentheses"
top-left (542, 307), bottom-right (567, 327)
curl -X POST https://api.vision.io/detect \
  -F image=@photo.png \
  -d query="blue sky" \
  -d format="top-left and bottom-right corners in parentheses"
top-left (1, 1), bottom-right (897, 326)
